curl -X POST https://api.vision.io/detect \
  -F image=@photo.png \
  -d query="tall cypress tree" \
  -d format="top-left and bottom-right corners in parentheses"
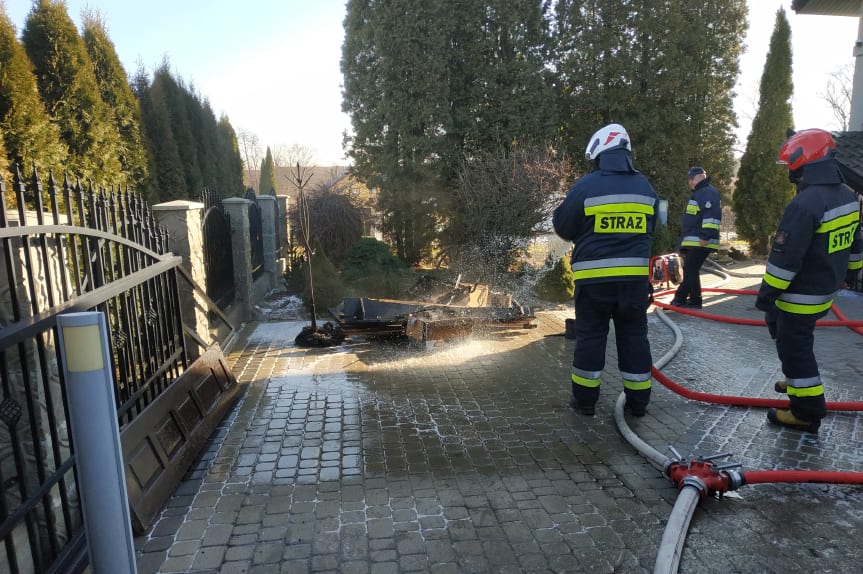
top-left (443, 0), bottom-right (557, 170)
top-left (154, 65), bottom-right (202, 198)
top-left (259, 147), bottom-right (277, 196)
top-left (82, 10), bottom-right (148, 188)
top-left (216, 115), bottom-right (245, 198)
top-left (343, 0), bottom-right (559, 264)
top-left (22, 0), bottom-right (122, 183)
top-left (193, 97), bottom-right (220, 192)
top-left (0, 6), bottom-right (67, 176)
top-left (137, 66), bottom-right (185, 202)
top-left (733, 8), bottom-right (794, 255)
top-left (342, 0), bottom-right (449, 264)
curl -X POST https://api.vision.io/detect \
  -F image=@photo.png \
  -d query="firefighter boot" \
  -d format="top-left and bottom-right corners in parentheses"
top-left (570, 396), bottom-right (595, 416)
top-left (624, 401), bottom-right (647, 417)
top-left (766, 408), bottom-right (820, 433)
top-left (774, 380), bottom-right (788, 393)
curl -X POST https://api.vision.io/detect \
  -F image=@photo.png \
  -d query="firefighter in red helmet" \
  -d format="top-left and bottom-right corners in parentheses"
top-left (756, 129), bottom-right (863, 432)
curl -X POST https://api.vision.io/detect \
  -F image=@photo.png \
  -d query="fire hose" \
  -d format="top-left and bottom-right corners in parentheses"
top-left (611, 262), bottom-right (863, 574)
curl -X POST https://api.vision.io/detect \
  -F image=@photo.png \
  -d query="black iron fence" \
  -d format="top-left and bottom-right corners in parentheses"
top-left (0, 167), bottom-right (187, 573)
top-left (244, 188), bottom-right (264, 279)
top-left (201, 190), bottom-right (235, 307)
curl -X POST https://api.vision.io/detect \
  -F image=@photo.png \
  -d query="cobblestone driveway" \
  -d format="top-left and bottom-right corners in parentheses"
top-left (136, 264), bottom-right (863, 574)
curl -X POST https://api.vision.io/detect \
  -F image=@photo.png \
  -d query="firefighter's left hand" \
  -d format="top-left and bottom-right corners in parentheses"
top-left (699, 238), bottom-right (708, 247)
top-left (764, 307), bottom-right (778, 340)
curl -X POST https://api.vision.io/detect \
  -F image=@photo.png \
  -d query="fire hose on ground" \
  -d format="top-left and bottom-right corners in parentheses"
top-left (610, 262), bottom-right (863, 574)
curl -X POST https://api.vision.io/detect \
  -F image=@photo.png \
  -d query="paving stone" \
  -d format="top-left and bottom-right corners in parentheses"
top-left (190, 545), bottom-right (226, 569)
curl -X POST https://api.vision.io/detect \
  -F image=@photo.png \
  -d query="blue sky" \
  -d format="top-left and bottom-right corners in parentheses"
top-left (5, 1), bottom-right (860, 164)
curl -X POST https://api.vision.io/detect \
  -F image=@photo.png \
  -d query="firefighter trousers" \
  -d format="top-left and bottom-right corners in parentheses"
top-left (776, 310), bottom-right (827, 421)
top-left (676, 247), bottom-right (710, 304)
top-left (571, 281), bottom-right (653, 408)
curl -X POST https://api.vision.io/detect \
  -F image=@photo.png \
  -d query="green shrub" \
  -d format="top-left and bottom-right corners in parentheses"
top-left (285, 251), bottom-right (307, 295)
top-left (535, 255), bottom-right (575, 303)
top-left (302, 240), bottom-right (344, 311)
top-left (341, 237), bottom-right (411, 298)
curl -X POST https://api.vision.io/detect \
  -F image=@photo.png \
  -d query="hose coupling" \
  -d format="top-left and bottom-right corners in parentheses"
top-left (681, 475), bottom-right (707, 496)
top-left (721, 469), bottom-right (745, 491)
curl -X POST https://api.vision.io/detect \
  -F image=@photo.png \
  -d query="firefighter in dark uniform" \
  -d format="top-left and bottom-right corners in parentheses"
top-left (553, 123), bottom-right (659, 417)
top-left (756, 129), bottom-right (863, 433)
top-left (671, 167), bottom-right (722, 309)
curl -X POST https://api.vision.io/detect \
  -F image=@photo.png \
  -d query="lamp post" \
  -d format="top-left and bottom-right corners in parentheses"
top-left (56, 312), bottom-right (137, 574)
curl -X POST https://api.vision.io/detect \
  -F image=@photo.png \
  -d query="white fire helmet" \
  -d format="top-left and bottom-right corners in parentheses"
top-left (584, 123), bottom-right (630, 160)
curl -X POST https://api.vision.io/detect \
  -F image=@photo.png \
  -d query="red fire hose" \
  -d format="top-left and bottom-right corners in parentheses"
top-left (653, 287), bottom-right (863, 329)
top-left (740, 470), bottom-right (863, 486)
top-left (649, 285), bottom-right (863, 409)
top-left (650, 366), bottom-right (863, 411)
top-left (631, 274), bottom-right (863, 574)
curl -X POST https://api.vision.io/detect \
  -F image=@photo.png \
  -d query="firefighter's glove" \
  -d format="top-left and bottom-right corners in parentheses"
top-left (754, 295), bottom-right (772, 313)
top-left (764, 307), bottom-right (778, 340)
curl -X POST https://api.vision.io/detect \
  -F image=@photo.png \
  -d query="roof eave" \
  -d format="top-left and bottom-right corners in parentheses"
top-left (791, 0), bottom-right (862, 17)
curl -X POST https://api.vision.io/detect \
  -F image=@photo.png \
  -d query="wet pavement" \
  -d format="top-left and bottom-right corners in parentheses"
top-left (135, 263), bottom-right (863, 574)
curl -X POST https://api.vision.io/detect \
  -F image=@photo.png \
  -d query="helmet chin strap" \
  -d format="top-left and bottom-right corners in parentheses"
top-left (788, 167), bottom-right (803, 184)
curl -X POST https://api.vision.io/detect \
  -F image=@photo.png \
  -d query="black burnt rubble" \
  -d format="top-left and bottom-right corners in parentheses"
top-left (329, 276), bottom-right (537, 346)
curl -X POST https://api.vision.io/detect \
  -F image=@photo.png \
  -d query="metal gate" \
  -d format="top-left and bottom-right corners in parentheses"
top-left (0, 168), bottom-right (236, 573)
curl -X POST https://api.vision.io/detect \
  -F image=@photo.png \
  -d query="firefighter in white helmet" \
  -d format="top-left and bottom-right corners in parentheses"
top-left (553, 123), bottom-right (659, 417)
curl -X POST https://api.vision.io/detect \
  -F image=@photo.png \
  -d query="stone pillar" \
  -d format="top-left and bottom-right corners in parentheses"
top-left (258, 195), bottom-right (277, 289)
top-left (222, 198), bottom-right (254, 321)
top-left (153, 200), bottom-right (209, 359)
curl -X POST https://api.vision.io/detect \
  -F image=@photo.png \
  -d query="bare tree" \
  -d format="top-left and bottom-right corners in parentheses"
top-left (286, 163), bottom-right (318, 329)
top-left (273, 143), bottom-right (318, 170)
top-left (442, 144), bottom-right (573, 283)
top-left (288, 187), bottom-right (363, 265)
top-left (237, 128), bottom-right (262, 189)
top-left (819, 63), bottom-right (852, 131)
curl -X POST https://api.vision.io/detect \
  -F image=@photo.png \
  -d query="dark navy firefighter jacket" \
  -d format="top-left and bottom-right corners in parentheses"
top-left (679, 177), bottom-right (722, 250)
top-left (553, 149), bottom-right (659, 285)
top-left (756, 158), bottom-right (863, 317)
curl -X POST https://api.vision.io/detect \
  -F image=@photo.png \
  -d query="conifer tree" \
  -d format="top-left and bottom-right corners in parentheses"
top-left (153, 64), bottom-right (202, 198)
top-left (0, 7), bottom-right (67, 176)
top-left (22, 0), bottom-right (122, 183)
top-left (733, 8), bottom-right (795, 255)
top-left (216, 115), bottom-right (245, 197)
top-left (136, 66), bottom-right (185, 201)
top-left (0, 129), bottom-right (8, 187)
top-left (443, 0), bottom-right (557, 171)
top-left (342, 0), bottom-right (449, 264)
top-left (259, 147), bottom-right (277, 196)
top-left (343, 0), bottom-right (559, 264)
top-left (193, 98), bottom-right (220, 192)
top-left (82, 10), bottom-right (148, 189)
top-left (554, 0), bottom-right (745, 239)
